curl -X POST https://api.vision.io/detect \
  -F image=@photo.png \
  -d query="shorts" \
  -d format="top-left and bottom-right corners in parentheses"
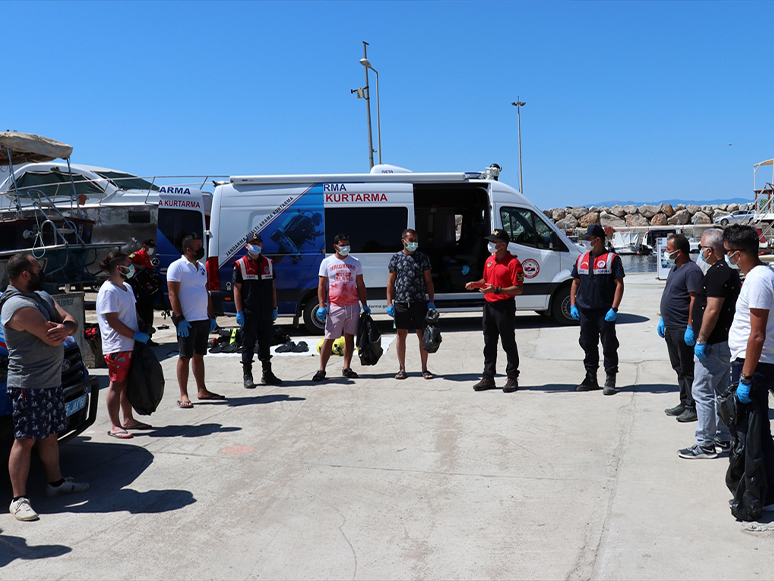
top-left (178, 319), bottom-right (210, 358)
top-left (325, 304), bottom-right (360, 339)
top-left (104, 350), bottom-right (133, 383)
top-left (9, 386), bottom-right (66, 440)
top-left (394, 301), bottom-right (428, 331)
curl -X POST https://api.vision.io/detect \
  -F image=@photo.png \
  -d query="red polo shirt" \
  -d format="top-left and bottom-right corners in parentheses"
top-left (483, 252), bottom-right (524, 302)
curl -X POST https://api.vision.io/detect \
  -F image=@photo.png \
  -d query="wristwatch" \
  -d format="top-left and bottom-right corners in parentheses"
top-left (740, 371), bottom-right (753, 383)
top-left (172, 313), bottom-right (185, 325)
top-left (696, 338), bottom-right (706, 345)
top-left (495, 286), bottom-right (502, 294)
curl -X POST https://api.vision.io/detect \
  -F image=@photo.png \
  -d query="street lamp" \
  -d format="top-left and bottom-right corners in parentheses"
top-left (511, 98), bottom-right (526, 193)
top-left (350, 42), bottom-right (376, 168)
top-left (360, 57), bottom-right (381, 165)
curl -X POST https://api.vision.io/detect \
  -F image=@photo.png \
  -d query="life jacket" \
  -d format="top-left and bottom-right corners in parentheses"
top-left (236, 255), bottom-right (274, 281)
top-left (576, 251), bottom-right (618, 275)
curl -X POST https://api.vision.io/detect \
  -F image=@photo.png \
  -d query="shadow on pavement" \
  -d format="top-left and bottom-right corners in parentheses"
top-left (0, 527), bottom-right (71, 568)
top-left (129, 423), bottom-right (241, 439)
top-left (225, 394), bottom-right (306, 407)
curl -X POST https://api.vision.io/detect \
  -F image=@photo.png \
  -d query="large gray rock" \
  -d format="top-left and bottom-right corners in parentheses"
top-left (579, 212), bottom-right (600, 227)
top-left (556, 214), bottom-right (578, 230)
top-left (599, 212), bottom-right (626, 228)
top-left (701, 205), bottom-right (714, 215)
top-left (626, 213), bottom-right (650, 227)
top-left (650, 213), bottom-right (667, 226)
top-left (676, 204), bottom-right (686, 211)
top-left (663, 203), bottom-right (675, 217)
top-left (727, 203), bottom-right (739, 212)
top-left (667, 209), bottom-right (691, 225)
top-left (623, 204), bottom-right (638, 214)
top-left (570, 206), bottom-right (589, 219)
top-left (718, 204), bottom-right (728, 211)
top-left (543, 209), bottom-right (553, 219)
top-left (692, 211), bottom-right (712, 224)
top-left (609, 204), bottom-right (626, 217)
top-left (639, 204), bottom-right (661, 219)
top-left (552, 208), bottom-right (566, 221)
top-left (687, 204), bottom-right (700, 215)
top-left (589, 206), bottom-right (599, 213)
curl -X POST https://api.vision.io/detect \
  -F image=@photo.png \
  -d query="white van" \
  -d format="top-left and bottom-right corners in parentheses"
top-left (206, 165), bottom-right (582, 333)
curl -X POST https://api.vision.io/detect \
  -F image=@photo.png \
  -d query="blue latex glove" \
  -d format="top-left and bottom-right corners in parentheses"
top-left (316, 307), bottom-right (328, 321)
top-left (386, 305), bottom-right (396, 318)
top-left (428, 302), bottom-right (436, 310)
top-left (236, 311), bottom-right (245, 326)
top-left (737, 379), bottom-right (752, 404)
top-left (694, 342), bottom-right (707, 360)
top-left (210, 318), bottom-right (218, 332)
top-left (684, 326), bottom-right (695, 346)
top-left (272, 308), bottom-right (278, 322)
top-left (362, 305), bottom-right (371, 315)
top-left (605, 308), bottom-right (617, 322)
top-left (177, 320), bottom-right (191, 338)
top-left (657, 317), bottom-right (665, 338)
top-left (570, 305), bottom-right (580, 320)
top-left (133, 331), bottom-right (149, 344)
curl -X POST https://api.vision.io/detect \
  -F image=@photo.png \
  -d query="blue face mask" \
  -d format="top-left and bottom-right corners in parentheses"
top-left (120, 264), bottom-right (135, 279)
top-left (405, 242), bottom-right (419, 252)
top-left (247, 244), bottom-right (261, 255)
top-left (698, 248), bottom-right (708, 264)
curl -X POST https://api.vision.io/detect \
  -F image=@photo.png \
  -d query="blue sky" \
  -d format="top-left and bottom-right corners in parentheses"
top-left (3, 1), bottom-right (773, 209)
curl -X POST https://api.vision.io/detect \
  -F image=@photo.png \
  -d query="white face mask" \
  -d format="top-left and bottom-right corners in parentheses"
top-left (582, 241), bottom-right (593, 251)
top-left (663, 250), bottom-right (678, 264)
top-left (147, 247), bottom-right (155, 256)
top-left (488, 242), bottom-right (499, 254)
top-left (247, 244), bottom-right (261, 255)
top-left (337, 245), bottom-right (350, 256)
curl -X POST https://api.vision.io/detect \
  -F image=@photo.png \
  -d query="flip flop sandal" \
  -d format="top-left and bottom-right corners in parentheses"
top-left (395, 370), bottom-right (408, 380)
top-left (123, 422), bottom-right (153, 430)
top-left (291, 341), bottom-right (309, 353)
top-left (107, 429), bottom-right (133, 439)
top-left (177, 400), bottom-right (194, 409)
top-left (342, 368), bottom-right (359, 379)
top-left (422, 370), bottom-right (434, 380)
top-left (312, 370), bottom-right (327, 382)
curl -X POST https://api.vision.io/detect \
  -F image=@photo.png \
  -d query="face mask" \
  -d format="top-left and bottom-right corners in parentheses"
top-left (193, 247), bottom-right (205, 261)
top-left (405, 242), bottom-right (419, 252)
top-left (663, 250), bottom-right (678, 264)
top-left (337, 245), bottom-right (350, 256)
top-left (120, 264), bottom-right (136, 279)
top-left (28, 270), bottom-right (46, 292)
top-left (147, 247), bottom-right (155, 256)
top-left (698, 248), bottom-right (708, 264)
top-left (582, 241), bottom-right (593, 251)
top-left (247, 244), bottom-right (261, 256)
top-left (725, 253), bottom-right (740, 269)
top-left (488, 242), bottom-right (499, 254)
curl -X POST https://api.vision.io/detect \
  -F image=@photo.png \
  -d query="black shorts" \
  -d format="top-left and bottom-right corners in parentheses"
top-left (178, 320), bottom-right (210, 358)
top-left (394, 301), bottom-right (428, 331)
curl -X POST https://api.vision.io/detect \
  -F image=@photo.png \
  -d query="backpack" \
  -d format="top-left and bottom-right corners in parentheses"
top-left (356, 312), bottom-right (383, 366)
top-left (422, 309), bottom-right (442, 354)
top-left (126, 342), bottom-right (165, 415)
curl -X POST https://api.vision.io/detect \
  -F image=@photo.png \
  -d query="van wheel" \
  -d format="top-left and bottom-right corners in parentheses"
top-left (552, 286), bottom-right (576, 326)
top-left (302, 298), bottom-right (326, 335)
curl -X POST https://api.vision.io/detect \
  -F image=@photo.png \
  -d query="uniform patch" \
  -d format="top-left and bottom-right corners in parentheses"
top-left (516, 273), bottom-right (525, 283)
top-left (522, 258), bottom-right (540, 279)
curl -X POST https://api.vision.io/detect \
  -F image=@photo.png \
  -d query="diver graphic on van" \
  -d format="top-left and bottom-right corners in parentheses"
top-left (268, 210), bottom-right (323, 265)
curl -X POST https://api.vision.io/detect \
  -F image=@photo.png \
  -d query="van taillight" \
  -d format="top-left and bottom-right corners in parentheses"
top-left (206, 257), bottom-right (220, 291)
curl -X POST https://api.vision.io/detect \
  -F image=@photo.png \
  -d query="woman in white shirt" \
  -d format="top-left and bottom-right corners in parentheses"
top-left (97, 251), bottom-right (150, 439)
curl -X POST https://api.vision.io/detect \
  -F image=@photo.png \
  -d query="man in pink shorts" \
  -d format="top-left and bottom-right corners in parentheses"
top-left (313, 234), bottom-right (369, 381)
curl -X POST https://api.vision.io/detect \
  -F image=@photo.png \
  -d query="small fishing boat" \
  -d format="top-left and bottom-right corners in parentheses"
top-left (611, 231), bottom-right (641, 254)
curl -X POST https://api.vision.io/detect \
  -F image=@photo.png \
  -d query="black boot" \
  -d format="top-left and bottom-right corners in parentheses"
top-left (603, 373), bottom-right (616, 395)
top-left (261, 361), bottom-right (283, 385)
top-left (243, 365), bottom-right (256, 389)
top-left (576, 371), bottom-right (600, 391)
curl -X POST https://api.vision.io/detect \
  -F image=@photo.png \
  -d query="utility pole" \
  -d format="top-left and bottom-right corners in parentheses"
top-left (511, 98), bottom-right (526, 193)
top-left (362, 41), bottom-right (375, 169)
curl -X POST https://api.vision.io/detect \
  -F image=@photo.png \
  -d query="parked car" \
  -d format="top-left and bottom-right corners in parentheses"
top-left (714, 209), bottom-right (755, 226)
top-left (0, 310), bottom-right (99, 446)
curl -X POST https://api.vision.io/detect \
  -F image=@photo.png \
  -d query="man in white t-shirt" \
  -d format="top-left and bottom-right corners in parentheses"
top-left (166, 234), bottom-right (222, 408)
top-left (313, 234), bottom-right (369, 381)
top-left (725, 224), bottom-right (774, 510)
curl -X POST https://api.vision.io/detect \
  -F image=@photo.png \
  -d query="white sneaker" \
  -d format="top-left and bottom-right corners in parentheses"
top-left (10, 497), bottom-right (39, 521)
top-left (46, 477), bottom-right (89, 498)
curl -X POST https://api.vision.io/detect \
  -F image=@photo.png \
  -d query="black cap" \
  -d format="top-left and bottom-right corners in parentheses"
top-left (247, 231), bottom-right (262, 243)
top-left (143, 238), bottom-right (156, 247)
top-left (582, 225), bottom-right (606, 239)
top-left (485, 229), bottom-right (510, 243)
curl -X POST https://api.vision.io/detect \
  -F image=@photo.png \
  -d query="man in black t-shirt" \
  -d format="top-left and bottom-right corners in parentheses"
top-left (677, 228), bottom-right (740, 459)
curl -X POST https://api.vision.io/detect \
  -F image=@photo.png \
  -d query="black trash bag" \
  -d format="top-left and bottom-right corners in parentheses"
top-left (128, 268), bottom-right (161, 301)
top-left (718, 382), bottom-right (766, 521)
top-left (422, 309), bottom-right (442, 354)
top-left (127, 342), bottom-right (165, 416)
top-left (272, 326), bottom-right (291, 346)
top-left (356, 312), bottom-right (383, 366)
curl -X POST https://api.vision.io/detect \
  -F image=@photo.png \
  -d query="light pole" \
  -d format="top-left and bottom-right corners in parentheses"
top-left (358, 42), bottom-right (375, 169)
top-left (360, 57), bottom-right (381, 165)
top-left (511, 98), bottom-right (526, 193)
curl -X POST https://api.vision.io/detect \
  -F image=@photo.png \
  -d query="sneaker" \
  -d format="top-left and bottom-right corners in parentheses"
top-left (665, 404), bottom-right (685, 416)
top-left (714, 438), bottom-right (731, 453)
top-left (312, 370), bottom-right (327, 382)
top-left (603, 373), bottom-right (616, 395)
top-left (502, 377), bottom-right (519, 393)
top-left (9, 497), bottom-right (38, 521)
top-left (342, 368), bottom-right (359, 379)
top-left (677, 444), bottom-right (718, 459)
top-left (676, 408), bottom-right (698, 423)
top-left (473, 377), bottom-right (496, 391)
top-left (45, 477), bottom-right (89, 498)
top-left (575, 372), bottom-right (599, 392)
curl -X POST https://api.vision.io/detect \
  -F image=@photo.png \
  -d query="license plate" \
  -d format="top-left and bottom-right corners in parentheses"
top-left (65, 394), bottom-right (87, 417)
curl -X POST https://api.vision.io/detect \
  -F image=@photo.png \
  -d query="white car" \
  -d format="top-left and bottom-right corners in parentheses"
top-left (714, 209), bottom-right (754, 226)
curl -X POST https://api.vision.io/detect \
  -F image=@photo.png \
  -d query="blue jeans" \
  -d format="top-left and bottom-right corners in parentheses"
top-left (692, 341), bottom-right (731, 448)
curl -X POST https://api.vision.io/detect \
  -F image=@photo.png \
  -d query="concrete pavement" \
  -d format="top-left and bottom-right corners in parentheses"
top-left (2, 273), bottom-right (773, 579)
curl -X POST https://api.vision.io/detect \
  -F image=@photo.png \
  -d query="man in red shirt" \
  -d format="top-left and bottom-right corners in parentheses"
top-left (466, 229), bottom-right (525, 393)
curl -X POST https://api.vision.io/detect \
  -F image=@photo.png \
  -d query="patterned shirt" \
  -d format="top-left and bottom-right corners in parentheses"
top-left (388, 251), bottom-right (432, 303)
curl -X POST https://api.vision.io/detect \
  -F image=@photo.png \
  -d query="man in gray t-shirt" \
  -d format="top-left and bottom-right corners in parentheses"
top-left (0, 254), bottom-right (88, 521)
top-left (657, 235), bottom-right (703, 422)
